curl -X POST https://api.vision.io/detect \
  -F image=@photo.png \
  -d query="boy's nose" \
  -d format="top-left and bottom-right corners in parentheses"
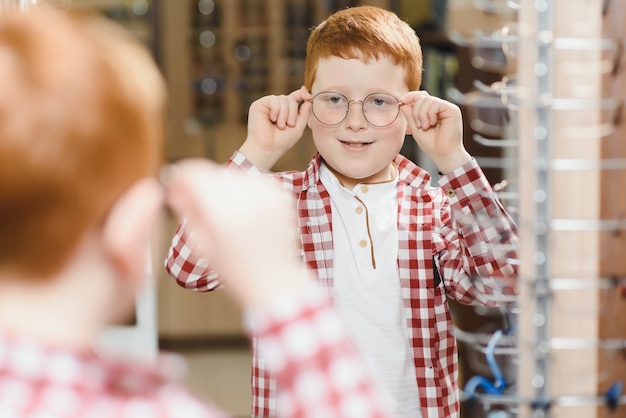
top-left (344, 102), bottom-right (368, 129)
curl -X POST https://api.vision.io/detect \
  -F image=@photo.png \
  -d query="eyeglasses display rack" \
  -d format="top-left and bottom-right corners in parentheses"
top-left (451, 0), bottom-right (626, 417)
top-left (518, 0), bottom-right (626, 416)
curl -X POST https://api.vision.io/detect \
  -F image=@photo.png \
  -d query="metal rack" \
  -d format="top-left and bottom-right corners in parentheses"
top-left (449, 0), bottom-right (626, 417)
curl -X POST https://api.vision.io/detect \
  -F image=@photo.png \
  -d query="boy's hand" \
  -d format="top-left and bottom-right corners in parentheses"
top-left (239, 86), bottom-right (312, 171)
top-left (401, 91), bottom-right (472, 174)
top-left (165, 160), bottom-right (308, 309)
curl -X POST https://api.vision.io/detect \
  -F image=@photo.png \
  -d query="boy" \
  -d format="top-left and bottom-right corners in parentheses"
top-left (166, 5), bottom-right (518, 418)
top-left (0, 6), bottom-right (391, 418)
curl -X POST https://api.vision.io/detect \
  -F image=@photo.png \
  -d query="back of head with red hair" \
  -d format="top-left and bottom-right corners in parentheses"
top-left (0, 6), bottom-right (166, 279)
top-left (304, 5), bottom-right (423, 92)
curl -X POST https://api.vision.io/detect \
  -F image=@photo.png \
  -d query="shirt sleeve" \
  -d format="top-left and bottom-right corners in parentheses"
top-left (436, 159), bottom-right (518, 306)
top-left (227, 150), bottom-right (266, 174)
top-left (243, 285), bottom-right (392, 418)
top-left (164, 218), bottom-right (222, 292)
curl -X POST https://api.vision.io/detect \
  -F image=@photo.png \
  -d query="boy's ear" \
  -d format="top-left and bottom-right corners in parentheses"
top-left (101, 178), bottom-right (163, 280)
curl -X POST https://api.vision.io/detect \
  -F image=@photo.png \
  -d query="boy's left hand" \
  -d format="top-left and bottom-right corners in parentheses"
top-left (400, 91), bottom-right (472, 174)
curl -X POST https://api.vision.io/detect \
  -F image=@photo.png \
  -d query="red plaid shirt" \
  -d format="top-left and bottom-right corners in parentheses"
top-left (0, 336), bottom-right (225, 418)
top-left (0, 289), bottom-right (389, 418)
top-left (165, 151), bottom-right (518, 418)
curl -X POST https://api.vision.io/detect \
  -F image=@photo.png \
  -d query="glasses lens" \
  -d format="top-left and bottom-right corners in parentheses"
top-left (362, 93), bottom-right (401, 127)
top-left (312, 92), bottom-right (349, 126)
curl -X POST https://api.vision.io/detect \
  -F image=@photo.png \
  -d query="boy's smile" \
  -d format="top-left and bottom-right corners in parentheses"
top-left (338, 138), bottom-right (374, 149)
top-left (309, 55), bottom-right (409, 190)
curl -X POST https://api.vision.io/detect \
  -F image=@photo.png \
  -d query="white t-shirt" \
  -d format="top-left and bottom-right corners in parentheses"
top-left (320, 163), bottom-right (422, 418)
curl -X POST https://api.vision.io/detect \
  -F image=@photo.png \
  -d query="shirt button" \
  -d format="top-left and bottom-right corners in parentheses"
top-left (359, 239), bottom-right (368, 248)
top-left (360, 185), bottom-right (369, 194)
top-left (355, 206), bottom-right (364, 214)
top-left (446, 188), bottom-right (455, 197)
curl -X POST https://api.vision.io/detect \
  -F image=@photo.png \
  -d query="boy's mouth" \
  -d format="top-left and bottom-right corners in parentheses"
top-left (339, 140), bottom-right (373, 148)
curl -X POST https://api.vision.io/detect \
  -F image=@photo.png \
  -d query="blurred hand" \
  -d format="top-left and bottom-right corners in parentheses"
top-left (165, 159), bottom-right (308, 309)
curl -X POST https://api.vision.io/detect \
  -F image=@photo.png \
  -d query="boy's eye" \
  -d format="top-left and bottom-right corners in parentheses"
top-left (327, 94), bottom-right (346, 105)
top-left (314, 92), bottom-right (347, 106)
top-left (366, 94), bottom-right (394, 107)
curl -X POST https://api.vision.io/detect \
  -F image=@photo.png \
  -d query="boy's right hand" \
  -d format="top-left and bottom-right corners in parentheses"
top-left (239, 86), bottom-right (312, 171)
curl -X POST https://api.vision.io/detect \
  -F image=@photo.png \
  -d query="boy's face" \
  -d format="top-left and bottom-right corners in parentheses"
top-left (309, 55), bottom-right (409, 188)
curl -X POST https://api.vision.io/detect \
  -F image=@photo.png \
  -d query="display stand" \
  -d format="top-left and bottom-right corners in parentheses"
top-left (517, 0), bottom-right (626, 416)
top-left (450, 1), bottom-right (626, 417)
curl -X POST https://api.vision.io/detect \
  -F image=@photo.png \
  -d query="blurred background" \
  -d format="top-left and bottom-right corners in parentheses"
top-left (11, 1), bottom-right (626, 417)
top-left (7, 0), bottom-right (626, 417)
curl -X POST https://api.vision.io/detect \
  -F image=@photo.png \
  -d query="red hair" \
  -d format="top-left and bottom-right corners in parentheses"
top-left (0, 7), bottom-right (166, 278)
top-left (304, 6), bottom-right (423, 91)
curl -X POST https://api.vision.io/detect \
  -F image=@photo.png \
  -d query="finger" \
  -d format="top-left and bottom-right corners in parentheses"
top-left (286, 95), bottom-right (301, 128)
top-left (416, 97), bottom-right (438, 129)
top-left (412, 95), bottom-right (446, 130)
top-left (401, 91), bottom-right (431, 130)
top-left (291, 85), bottom-right (312, 101)
top-left (272, 95), bottom-right (292, 129)
top-left (421, 98), bottom-right (442, 128)
top-left (297, 99), bottom-right (312, 130)
top-left (399, 91), bottom-right (422, 133)
top-left (286, 86), bottom-right (311, 127)
top-left (266, 95), bottom-right (282, 125)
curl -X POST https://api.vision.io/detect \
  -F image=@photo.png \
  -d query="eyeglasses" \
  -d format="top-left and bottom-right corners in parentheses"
top-left (309, 91), bottom-right (403, 128)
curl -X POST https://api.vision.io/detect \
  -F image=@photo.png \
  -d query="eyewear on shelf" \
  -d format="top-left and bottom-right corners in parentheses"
top-left (470, 0), bottom-right (611, 17)
top-left (474, 76), bottom-right (623, 141)
top-left (452, 26), bottom-right (625, 76)
top-left (460, 390), bottom-right (625, 416)
top-left (447, 87), bottom-right (512, 138)
top-left (457, 314), bottom-right (626, 388)
top-left (449, 25), bottom-right (520, 73)
top-left (448, 81), bottom-right (625, 143)
top-left (472, 0), bottom-right (520, 14)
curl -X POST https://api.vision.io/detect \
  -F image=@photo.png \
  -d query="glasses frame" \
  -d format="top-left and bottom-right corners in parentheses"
top-left (309, 91), bottom-right (404, 128)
